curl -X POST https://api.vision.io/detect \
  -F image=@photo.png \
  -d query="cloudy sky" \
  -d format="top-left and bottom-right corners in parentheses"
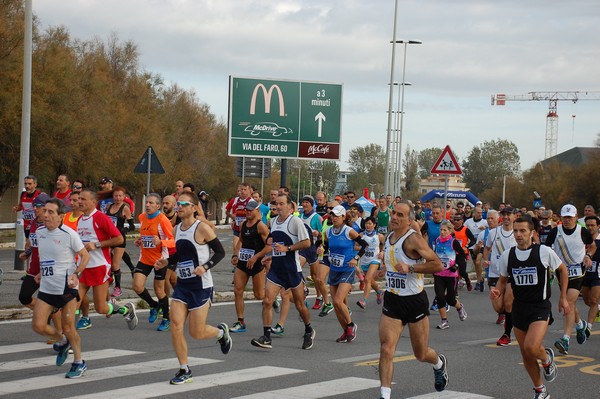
top-left (33, 0), bottom-right (600, 171)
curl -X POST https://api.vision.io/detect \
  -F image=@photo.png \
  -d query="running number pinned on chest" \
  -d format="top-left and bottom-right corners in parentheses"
top-left (386, 271), bottom-right (406, 289)
top-left (329, 253), bottom-right (345, 268)
top-left (177, 260), bottom-right (196, 279)
top-left (40, 260), bottom-right (55, 277)
top-left (568, 264), bottom-right (583, 278)
top-left (512, 267), bottom-right (538, 286)
top-left (109, 216), bottom-right (118, 226)
top-left (239, 248), bottom-right (255, 262)
top-left (141, 235), bottom-right (156, 248)
top-left (272, 243), bottom-right (285, 257)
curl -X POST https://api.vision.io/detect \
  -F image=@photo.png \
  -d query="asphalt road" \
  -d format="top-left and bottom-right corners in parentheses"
top-left (1, 284), bottom-right (599, 398)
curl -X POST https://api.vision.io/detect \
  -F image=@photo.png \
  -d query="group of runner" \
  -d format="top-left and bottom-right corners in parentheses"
top-left (13, 174), bottom-right (599, 398)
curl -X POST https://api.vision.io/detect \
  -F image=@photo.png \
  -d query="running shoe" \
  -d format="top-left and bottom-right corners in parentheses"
top-left (230, 321), bottom-right (246, 333)
top-left (576, 320), bottom-right (588, 344)
top-left (457, 305), bottom-right (467, 321)
top-left (437, 320), bottom-right (449, 330)
top-left (430, 300), bottom-right (439, 311)
top-left (433, 354), bottom-right (448, 392)
top-left (76, 316), bottom-right (92, 330)
top-left (302, 328), bottom-right (316, 350)
top-left (356, 299), bottom-right (366, 309)
top-left (170, 368), bottom-right (193, 385)
top-left (271, 323), bottom-right (284, 337)
top-left (54, 339), bottom-right (71, 366)
top-left (273, 296), bottom-right (281, 313)
top-left (111, 287), bottom-right (122, 297)
top-left (542, 348), bottom-right (557, 382)
top-left (124, 302), bottom-right (138, 330)
top-left (251, 335), bottom-right (272, 349)
top-left (303, 285), bottom-right (309, 299)
top-left (474, 281), bottom-right (481, 291)
top-left (458, 280), bottom-right (465, 290)
top-left (346, 323), bottom-right (357, 342)
top-left (318, 303), bottom-right (334, 317)
top-left (312, 297), bottom-right (323, 310)
top-left (217, 323), bottom-right (232, 354)
top-left (466, 280), bottom-right (473, 292)
top-left (65, 361), bottom-right (87, 378)
top-left (479, 280), bottom-right (485, 292)
top-left (336, 330), bottom-right (348, 343)
top-left (157, 319), bottom-right (171, 332)
top-left (554, 337), bottom-right (569, 355)
top-left (376, 290), bottom-right (383, 305)
top-left (347, 306), bottom-right (353, 317)
top-left (149, 307), bottom-right (160, 323)
top-left (532, 386), bottom-right (550, 399)
top-left (585, 323), bottom-right (592, 338)
top-left (496, 313), bottom-right (505, 325)
top-left (496, 334), bottom-right (511, 346)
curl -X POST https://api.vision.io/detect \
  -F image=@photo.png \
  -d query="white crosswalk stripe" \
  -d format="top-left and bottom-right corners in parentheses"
top-left (0, 342), bottom-right (48, 355)
top-left (65, 366), bottom-right (304, 399)
top-left (231, 377), bottom-right (380, 398)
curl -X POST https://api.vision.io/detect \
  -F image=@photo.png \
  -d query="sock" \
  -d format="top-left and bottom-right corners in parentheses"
top-left (123, 251), bottom-right (135, 271)
top-left (113, 269), bottom-right (121, 288)
top-left (107, 302), bottom-right (114, 315)
top-left (59, 335), bottom-right (68, 345)
top-left (542, 356), bottom-right (551, 367)
top-left (441, 318), bottom-right (447, 322)
top-left (588, 323), bottom-right (593, 330)
top-left (238, 318), bottom-right (245, 324)
top-left (380, 387), bottom-right (391, 399)
top-left (575, 319), bottom-right (584, 329)
top-left (159, 296), bottom-right (169, 320)
top-left (73, 359), bottom-right (83, 365)
top-left (216, 329), bottom-right (224, 340)
top-left (563, 334), bottom-right (570, 342)
top-left (305, 323), bottom-right (312, 334)
top-left (348, 322), bottom-right (355, 328)
top-left (534, 385), bottom-right (546, 392)
top-left (263, 326), bottom-right (271, 340)
top-left (139, 289), bottom-right (159, 308)
top-left (504, 312), bottom-right (513, 336)
top-left (433, 356), bottom-right (443, 370)
top-left (180, 364), bottom-right (190, 372)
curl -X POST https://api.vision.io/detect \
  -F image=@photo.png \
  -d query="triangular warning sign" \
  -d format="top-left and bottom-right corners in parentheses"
top-left (430, 145), bottom-right (462, 175)
top-left (133, 146), bottom-right (165, 174)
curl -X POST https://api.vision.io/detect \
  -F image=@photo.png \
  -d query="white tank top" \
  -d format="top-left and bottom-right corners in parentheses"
top-left (383, 229), bottom-right (424, 296)
top-left (552, 224), bottom-right (586, 278)
top-left (360, 231), bottom-right (381, 265)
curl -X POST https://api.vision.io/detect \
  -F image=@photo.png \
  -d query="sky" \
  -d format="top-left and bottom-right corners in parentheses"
top-left (33, 0), bottom-right (600, 172)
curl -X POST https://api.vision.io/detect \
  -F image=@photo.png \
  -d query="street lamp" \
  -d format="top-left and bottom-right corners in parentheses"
top-left (390, 81), bottom-right (411, 197)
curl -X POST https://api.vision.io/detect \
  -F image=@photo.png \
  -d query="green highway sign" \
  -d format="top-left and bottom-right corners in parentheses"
top-left (228, 76), bottom-right (342, 160)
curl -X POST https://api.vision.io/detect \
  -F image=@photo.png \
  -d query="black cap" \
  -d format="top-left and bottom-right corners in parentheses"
top-left (99, 177), bottom-right (113, 184)
top-left (33, 193), bottom-right (50, 207)
top-left (501, 206), bottom-right (515, 214)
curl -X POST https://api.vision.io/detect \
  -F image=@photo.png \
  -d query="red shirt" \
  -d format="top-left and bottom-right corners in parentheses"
top-left (19, 190), bottom-right (41, 230)
top-left (53, 189), bottom-right (72, 202)
top-left (226, 196), bottom-right (251, 232)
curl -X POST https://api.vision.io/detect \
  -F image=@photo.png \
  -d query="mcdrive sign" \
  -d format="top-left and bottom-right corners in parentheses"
top-left (228, 76), bottom-right (342, 160)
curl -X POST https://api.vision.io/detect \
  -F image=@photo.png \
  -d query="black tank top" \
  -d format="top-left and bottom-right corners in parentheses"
top-left (508, 244), bottom-right (551, 303)
top-left (538, 224), bottom-right (552, 244)
top-left (239, 220), bottom-right (266, 266)
top-left (105, 203), bottom-right (126, 234)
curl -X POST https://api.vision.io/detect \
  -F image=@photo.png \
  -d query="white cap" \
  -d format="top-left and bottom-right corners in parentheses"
top-left (560, 204), bottom-right (577, 217)
top-left (330, 205), bottom-right (346, 216)
top-left (476, 201), bottom-right (482, 205)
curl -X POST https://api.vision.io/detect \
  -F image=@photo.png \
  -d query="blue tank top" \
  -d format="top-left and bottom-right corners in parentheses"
top-left (327, 225), bottom-right (357, 272)
top-left (426, 220), bottom-right (442, 249)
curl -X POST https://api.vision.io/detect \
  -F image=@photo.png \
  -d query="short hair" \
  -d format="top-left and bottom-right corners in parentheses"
top-left (58, 173), bottom-right (70, 182)
top-left (440, 220), bottom-right (454, 233)
top-left (72, 179), bottom-right (85, 187)
top-left (147, 193), bottom-right (162, 204)
top-left (487, 210), bottom-right (499, 218)
top-left (514, 216), bottom-right (534, 230)
top-left (112, 186), bottom-right (127, 194)
top-left (585, 215), bottom-right (600, 225)
top-left (240, 182), bottom-right (251, 188)
top-left (279, 186), bottom-right (290, 194)
top-left (364, 216), bottom-right (377, 227)
top-left (46, 198), bottom-right (67, 215)
top-left (183, 182), bottom-right (195, 192)
top-left (178, 192), bottom-right (198, 205)
top-left (81, 189), bottom-right (97, 200)
top-left (25, 175), bottom-right (37, 183)
top-left (277, 193), bottom-right (293, 205)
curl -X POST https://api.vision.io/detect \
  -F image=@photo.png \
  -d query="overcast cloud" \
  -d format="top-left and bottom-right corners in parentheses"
top-left (33, 0), bottom-right (600, 170)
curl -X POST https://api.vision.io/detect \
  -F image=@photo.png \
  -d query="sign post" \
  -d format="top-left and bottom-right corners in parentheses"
top-left (430, 145), bottom-right (462, 216)
top-left (133, 146), bottom-right (165, 196)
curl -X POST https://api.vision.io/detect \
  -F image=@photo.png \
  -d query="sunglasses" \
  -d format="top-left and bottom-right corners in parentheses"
top-left (33, 204), bottom-right (45, 208)
top-left (327, 206), bottom-right (334, 210)
top-left (347, 196), bottom-right (355, 199)
top-left (72, 185), bottom-right (82, 189)
top-left (177, 201), bottom-right (193, 207)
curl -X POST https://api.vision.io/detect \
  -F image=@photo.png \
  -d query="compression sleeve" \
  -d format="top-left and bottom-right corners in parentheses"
top-left (204, 237), bottom-right (225, 269)
top-left (354, 236), bottom-right (369, 258)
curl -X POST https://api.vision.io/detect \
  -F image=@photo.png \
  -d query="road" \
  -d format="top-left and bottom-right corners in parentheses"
top-left (1, 283), bottom-right (599, 398)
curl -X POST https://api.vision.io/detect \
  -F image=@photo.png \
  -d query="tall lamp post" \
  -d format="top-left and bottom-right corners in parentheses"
top-left (390, 81), bottom-right (411, 197)
top-left (394, 40), bottom-right (421, 198)
top-left (384, 0), bottom-right (400, 197)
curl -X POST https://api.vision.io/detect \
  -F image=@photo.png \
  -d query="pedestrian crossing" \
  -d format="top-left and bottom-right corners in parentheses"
top-left (0, 341), bottom-right (494, 399)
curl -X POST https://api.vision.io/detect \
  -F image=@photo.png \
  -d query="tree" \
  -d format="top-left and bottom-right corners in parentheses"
top-left (402, 145), bottom-right (419, 194)
top-left (417, 147), bottom-right (444, 179)
top-left (462, 139), bottom-right (521, 195)
top-left (347, 143), bottom-right (385, 194)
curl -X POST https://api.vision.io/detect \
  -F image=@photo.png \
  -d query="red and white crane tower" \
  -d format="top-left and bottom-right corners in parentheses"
top-left (491, 91), bottom-right (600, 159)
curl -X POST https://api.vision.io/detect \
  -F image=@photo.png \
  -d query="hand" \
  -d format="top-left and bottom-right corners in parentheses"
top-left (274, 242), bottom-right (287, 253)
top-left (377, 252), bottom-right (384, 260)
top-left (134, 238), bottom-right (142, 247)
top-left (154, 258), bottom-right (168, 270)
top-left (583, 255), bottom-right (592, 268)
top-left (194, 266), bottom-right (206, 276)
top-left (19, 252), bottom-right (28, 261)
top-left (489, 287), bottom-right (501, 300)
top-left (68, 274), bottom-right (78, 288)
top-left (34, 273), bottom-right (41, 284)
top-left (316, 247), bottom-right (324, 256)
top-left (261, 256), bottom-right (272, 268)
top-left (84, 242), bottom-right (96, 251)
top-left (559, 298), bottom-right (570, 315)
top-left (247, 256), bottom-right (257, 269)
top-left (394, 262), bottom-right (408, 273)
top-left (152, 236), bottom-right (161, 246)
top-left (349, 258), bottom-right (358, 267)
top-left (231, 255), bottom-right (238, 266)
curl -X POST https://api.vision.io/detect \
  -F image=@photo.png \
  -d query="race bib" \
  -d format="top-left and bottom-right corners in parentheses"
top-left (272, 242), bottom-right (285, 257)
top-left (568, 264), bottom-right (583, 277)
top-left (440, 257), bottom-right (451, 270)
top-left (365, 250), bottom-right (375, 258)
top-left (235, 216), bottom-right (246, 226)
top-left (239, 248), bottom-right (255, 262)
top-left (40, 259), bottom-right (55, 277)
top-left (329, 253), bottom-right (345, 268)
top-left (386, 270), bottom-right (407, 290)
top-left (109, 216), bottom-right (118, 226)
top-left (29, 233), bottom-right (38, 248)
top-left (177, 260), bottom-right (196, 279)
top-left (142, 235), bottom-right (156, 248)
top-left (377, 226), bottom-right (387, 235)
top-left (512, 267), bottom-right (538, 286)
top-left (22, 208), bottom-right (35, 220)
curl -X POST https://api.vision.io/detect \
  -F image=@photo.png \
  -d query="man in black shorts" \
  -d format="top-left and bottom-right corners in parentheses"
top-left (230, 199), bottom-right (269, 332)
top-left (491, 216), bottom-right (569, 399)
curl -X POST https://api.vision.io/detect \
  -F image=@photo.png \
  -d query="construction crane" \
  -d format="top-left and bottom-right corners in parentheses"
top-left (491, 91), bottom-right (600, 159)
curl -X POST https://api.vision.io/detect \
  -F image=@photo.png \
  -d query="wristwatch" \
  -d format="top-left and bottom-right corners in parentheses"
top-left (95, 242), bottom-right (101, 249)
top-left (408, 265), bottom-right (415, 273)
top-left (288, 246), bottom-right (293, 252)
top-left (202, 264), bottom-right (210, 272)
top-left (354, 255), bottom-right (360, 261)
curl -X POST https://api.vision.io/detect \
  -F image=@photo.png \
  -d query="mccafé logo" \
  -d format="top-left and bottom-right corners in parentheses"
top-left (307, 144), bottom-right (330, 156)
top-left (250, 84), bottom-right (285, 116)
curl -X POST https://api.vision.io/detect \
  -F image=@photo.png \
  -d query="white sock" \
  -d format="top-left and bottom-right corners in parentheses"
top-left (217, 329), bottom-right (224, 340)
top-left (433, 357), bottom-right (443, 370)
top-left (380, 387), bottom-right (391, 399)
top-left (180, 364), bottom-right (189, 372)
top-left (576, 319), bottom-right (584, 329)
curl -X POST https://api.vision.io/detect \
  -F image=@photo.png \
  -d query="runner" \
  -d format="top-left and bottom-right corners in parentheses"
top-left (12, 175), bottom-right (41, 238)
top-left (230, 199), bottom-right (269, 333)
top-left (582, 215), bottom-right (600, 337)
top-left (154, 192), bottom-right (231, 385)
top-left (299, 195), bottom-right (325, 311)
top-left (32, 198), bottom-right (90, 378)
top-left (250, 193), bottom-right (315, 350)
top-left (53, 174), bottom-right (72, 203)
top-left (356, 216), bottom-right (384, 310)
top-left (372, 195), bottom-right (391, 235)
top-left (133, 193), bottom-right (174, 332)
top-left (378, 202), bottom-right (448, 399)
top-left (490, 216), bottom-right (569, 399)
top-left (452, 215), bottom-right (476, 291)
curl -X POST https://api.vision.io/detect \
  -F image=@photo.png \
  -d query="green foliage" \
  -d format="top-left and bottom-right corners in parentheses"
top-left (417, 147), bottom-right (444, 179)
top-left (462, 139), bottom-right (521, 195)
top-left (347, 143), bottom-right (385, 193)
top-left (402, 146), bottom-right (419, 194)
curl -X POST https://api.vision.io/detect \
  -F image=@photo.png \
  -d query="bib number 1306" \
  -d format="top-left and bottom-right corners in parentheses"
top-left (386, 271), bottom-right (406, 289)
